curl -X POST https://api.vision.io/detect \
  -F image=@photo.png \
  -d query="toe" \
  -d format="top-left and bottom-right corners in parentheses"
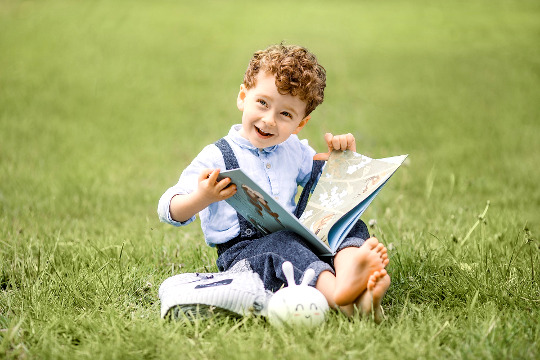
top-left (367, 274), bottom-right (377, 291)
top-left (371, 271), bottom-right (382, 284)
top-left (365, 237), bottom-right (379, 249)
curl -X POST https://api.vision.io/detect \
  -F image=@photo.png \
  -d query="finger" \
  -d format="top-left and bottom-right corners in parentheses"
top-left (215, 177), bottom-right (232, 191)
top-left (324, 132), bottom-right (334, 150)
top-left (339, 135), bottom-right (348, 150)
top-left (198, 168), bottom-right (214, 182)
top-left (207, 168), bottom-right (220, 183)
top-left (347, 133), bottom-right (356, 152)
top-left (331, 135), bottom-right (341, 150)
top-left (220, 184), bottom-right (237, 199)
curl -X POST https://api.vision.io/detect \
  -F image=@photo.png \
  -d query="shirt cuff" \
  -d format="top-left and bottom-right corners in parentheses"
top-left (157, 192), bottom-right (196, 227)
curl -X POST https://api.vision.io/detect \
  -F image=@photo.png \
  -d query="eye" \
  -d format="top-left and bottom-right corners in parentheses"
top-left (310, 303), bottom-right (318, 310)
top-left (281, 111), bottom-right (292, 119)
top-left (295, 304), bottom-right (304, 312)
top-left (258, 99), bottom-right (267, 107)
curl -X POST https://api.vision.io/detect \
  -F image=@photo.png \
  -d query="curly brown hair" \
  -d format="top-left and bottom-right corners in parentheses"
top-left (243, 44), bottom-right (326, 116)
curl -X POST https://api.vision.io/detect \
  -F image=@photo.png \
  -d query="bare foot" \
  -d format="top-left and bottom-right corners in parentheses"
top-left (357, 269), bottom-right (391, 324)
top-left (333, 237), bottom-right (387, 306)
top-left (374, 242), bottom-right (389, 268)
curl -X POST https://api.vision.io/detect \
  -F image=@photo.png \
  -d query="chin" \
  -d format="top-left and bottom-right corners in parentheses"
top-left (251, 137), bottom-right (276, 148)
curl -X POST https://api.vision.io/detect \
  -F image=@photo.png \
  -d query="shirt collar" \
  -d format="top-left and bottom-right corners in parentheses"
top-left (228, 124), bottom-right (278, 153)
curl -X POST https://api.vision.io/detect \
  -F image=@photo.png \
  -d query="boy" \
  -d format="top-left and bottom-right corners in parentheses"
top-left (158, 44), bottom-right (390, 320)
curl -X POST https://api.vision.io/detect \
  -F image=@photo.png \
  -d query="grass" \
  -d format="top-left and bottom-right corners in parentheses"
top-left (1, 0), bottom-right (539, 358)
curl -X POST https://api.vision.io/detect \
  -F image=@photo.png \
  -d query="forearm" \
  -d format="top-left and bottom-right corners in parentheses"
top-left (169, 192), bottom-right (213, 223)
top-left (167, 168), bottom-right (236, 223)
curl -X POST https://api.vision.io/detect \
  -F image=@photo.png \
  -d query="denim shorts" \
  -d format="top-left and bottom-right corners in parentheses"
top-left (216, 220), bottom-right (370, 292)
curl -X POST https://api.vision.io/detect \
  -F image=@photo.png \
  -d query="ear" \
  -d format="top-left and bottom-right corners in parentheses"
top-left (237, 84), bottom-right (247, 111)
top-left (300, 268), bottom-right (315, 286)
top-left (292, 115), bottom-right (310, 134)
top-left (281, 261), bottom-right (296, 287)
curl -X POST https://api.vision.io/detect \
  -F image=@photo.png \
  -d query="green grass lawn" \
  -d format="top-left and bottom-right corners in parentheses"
top-left (1, 0), bottom-right (539, 358)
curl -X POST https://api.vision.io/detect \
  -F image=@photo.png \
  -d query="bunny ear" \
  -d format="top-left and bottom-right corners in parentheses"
top-left (281, 261), bottom-right (296, 286)
top-left (301, 268), bottom-right (315, 286)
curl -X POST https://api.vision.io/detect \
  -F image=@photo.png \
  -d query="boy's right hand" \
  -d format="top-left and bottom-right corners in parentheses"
top-left (196, 168), bottom-right (237, 204)
top-left (169, 169), bottom-right (236, 223)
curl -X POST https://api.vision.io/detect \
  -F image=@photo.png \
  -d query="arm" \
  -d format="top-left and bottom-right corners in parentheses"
top-left (169, 168), bottom-right (237, 222)
top-left (313, 133), bottom-right (356, 161)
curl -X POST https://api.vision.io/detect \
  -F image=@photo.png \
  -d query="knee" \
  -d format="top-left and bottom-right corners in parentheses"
top-left (349, 220), bottom-right (369, 239)
top-left (274, 230), bottom-right (305, 245)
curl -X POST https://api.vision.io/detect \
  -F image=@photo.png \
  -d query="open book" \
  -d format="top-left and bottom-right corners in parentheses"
top-left (217, 150), bottom-right (407, 256)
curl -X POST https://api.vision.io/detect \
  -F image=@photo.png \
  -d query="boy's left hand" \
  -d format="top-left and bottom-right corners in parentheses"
top-left (313, 133), bottom-right (356, 161)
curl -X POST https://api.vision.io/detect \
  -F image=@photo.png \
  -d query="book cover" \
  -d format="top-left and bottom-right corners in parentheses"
top-left (218, 150), bottom-right (407, 255)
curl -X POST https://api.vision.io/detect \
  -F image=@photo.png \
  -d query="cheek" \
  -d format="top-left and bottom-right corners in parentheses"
top-left (278, 122), bottom-right (297, 136)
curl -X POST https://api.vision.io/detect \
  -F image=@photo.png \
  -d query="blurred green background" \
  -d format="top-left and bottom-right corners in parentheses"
top-left (1, 0), bottom-right (538, 233)
top-left (1, 0), bottom-right (539, 358)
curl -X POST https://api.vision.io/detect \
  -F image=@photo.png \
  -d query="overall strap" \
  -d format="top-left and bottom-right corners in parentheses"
top-left (214, 138), bottom-right (259, 241)
top-left (294, 159), bottom-right (325, 218)
top-left (215, 138), bottom-right (240, 170)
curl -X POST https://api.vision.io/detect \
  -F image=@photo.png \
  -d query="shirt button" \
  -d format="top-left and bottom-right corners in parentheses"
top-left (266, 163), bottom-right (271, 169)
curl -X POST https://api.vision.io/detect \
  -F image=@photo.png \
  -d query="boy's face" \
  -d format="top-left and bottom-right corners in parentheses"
top-left (237, 71), bottom-right (310, 149)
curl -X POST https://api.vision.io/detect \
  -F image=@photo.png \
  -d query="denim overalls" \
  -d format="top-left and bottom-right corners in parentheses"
top-left (214, 138), bottom-right (370, 291)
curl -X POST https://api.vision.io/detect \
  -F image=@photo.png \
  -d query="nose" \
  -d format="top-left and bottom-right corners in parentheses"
top-left (263, 113), bottom-right (276, 127)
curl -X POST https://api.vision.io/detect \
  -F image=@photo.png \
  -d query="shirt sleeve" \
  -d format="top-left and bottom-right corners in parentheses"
top-left (157, 144), bottom-right (225, 227)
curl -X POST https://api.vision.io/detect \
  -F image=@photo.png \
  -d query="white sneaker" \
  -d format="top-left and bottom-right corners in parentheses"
top-left (159, 260), bottom-right (270, 319)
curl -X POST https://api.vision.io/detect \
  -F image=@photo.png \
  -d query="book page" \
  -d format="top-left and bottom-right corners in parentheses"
top-left (299, 150), bottom-right (405, 245)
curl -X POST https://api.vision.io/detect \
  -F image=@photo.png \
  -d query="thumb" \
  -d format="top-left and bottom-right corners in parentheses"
top-left (313, 132), bottom-right (334, 161)
top-left (313, 152), bottom-right (330, 161)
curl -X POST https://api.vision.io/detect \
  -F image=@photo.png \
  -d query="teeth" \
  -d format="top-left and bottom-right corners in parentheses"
top-left (256, 126), bottom-right (272, 136)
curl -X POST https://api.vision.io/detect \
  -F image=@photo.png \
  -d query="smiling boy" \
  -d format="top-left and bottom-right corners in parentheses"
top-left (158, 44), bottom-right (390, 320)
top-left (237, 71), bottom-right (310, 149)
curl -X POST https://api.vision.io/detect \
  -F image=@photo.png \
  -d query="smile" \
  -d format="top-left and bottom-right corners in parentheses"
top-left (255, 126), bottom-right (273, 137)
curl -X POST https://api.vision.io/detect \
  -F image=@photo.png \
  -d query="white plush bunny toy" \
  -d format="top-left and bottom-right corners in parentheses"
top-left (267, 261), bottom-right (329, 327)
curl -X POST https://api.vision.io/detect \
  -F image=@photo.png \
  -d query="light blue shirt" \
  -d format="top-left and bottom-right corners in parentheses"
top-left (158, 124), bottom-right (316, 246)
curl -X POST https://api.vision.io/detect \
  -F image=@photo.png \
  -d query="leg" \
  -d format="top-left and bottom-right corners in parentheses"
top-left (217, 231), bottom-right (333, 292)
top-left (315, 269), bottom-right (338, 309)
